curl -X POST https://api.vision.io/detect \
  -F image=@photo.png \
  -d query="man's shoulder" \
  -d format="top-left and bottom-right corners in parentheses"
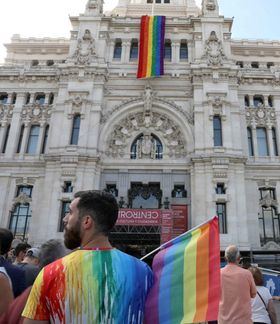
top-left (114, 250), bottom-right (151, 270)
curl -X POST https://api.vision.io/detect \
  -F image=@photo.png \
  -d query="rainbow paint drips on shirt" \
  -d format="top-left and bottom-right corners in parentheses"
top-left (22, 249), bottom-right (153, 324)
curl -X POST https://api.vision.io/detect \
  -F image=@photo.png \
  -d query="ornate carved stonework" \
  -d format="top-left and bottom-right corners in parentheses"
top-left (106, 112), bottom-right (187, 159)
top-left (246, 107), bottom-right (276, 127)
top-left (13, 192), bottom-right (32, 206)
top-left (21, 104), bottom-right (52, 123)
top-left (203, 31), bottom-right (226, 66)
top-left (71, 29), bottom-right (97, 65)
top-left (135, 133), bottom-right (157, 159)
top-left (101, 96), bottom-right (193, 125)
top-left (0, 104), bottom-right (13, 122)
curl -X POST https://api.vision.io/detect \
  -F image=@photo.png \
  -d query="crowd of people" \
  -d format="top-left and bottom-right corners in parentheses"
top-left (0, 190), bottom-right (278, 324)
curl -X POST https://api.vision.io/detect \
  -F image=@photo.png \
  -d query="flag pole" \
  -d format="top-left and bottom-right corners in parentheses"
top-left (140, 216), bottom-right (218, 261)
top-left (151, 0), bottom-right (155, 16)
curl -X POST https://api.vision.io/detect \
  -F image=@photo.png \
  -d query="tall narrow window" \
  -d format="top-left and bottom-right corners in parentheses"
top-left (9, 185), bottom-right (33, 240)
top-left (247, 127), bottom-right (254, 156)
top-left (17, 125), bottom-right (25, 153)
top-left (41, 125), bottom-right (49, 154)
top-left (180, 40), bottom-right (188, 60)
top-left (59, 201), bottom-right (71, 232)
top-left (2, 125), bottom-right (10, 153)
top-left (268, 95), bottom-right (273, 107)
top-left (26, 125), bottom-right (40, 154)
top-left (25, 93), bottom-right (31, 105)
top-left (259, 206), bottom-right (280, 245)
top-left (164, 40), bottom-right (172, 61)
top-left (70, 114), bottom-right (81, 145)
top-left (130, 39), bottom-right (138, 60)
top-left (11, 93), bottom-right (17, 104)
top-left (244, 95), bottom-right (250, 107)
top-left (257, 127), bottom-right (268, 156)
top-left (49, 93), bottom-right (54, 105)
top-left (213, 116), bottom-right (222, 146)
top-left (272, 127), bottom-right (278, 156)
top-left (113, 39), bottom-right (122, 60)
top-left (216, 203), bottom-right (227, 234)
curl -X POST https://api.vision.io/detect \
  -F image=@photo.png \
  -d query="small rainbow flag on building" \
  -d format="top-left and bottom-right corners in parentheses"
top-left (137, 15), bottom-right (165, 79)
top-left (144, 217), bottom-right (220, 324)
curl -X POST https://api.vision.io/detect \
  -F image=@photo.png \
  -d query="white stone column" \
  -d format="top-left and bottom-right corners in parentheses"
top-left (264, 95), bottom-right (269, 107)
top-left (36, 122), bottom-right (46, 155)
top-left (108, 41), bottom-right (115, 62)
top-left (5, 93), bottom-right (25, 158)
top-left (249, 95), bottom-right (254, 107)
top-left (121, 41), bottom-right (128, 63)
top-left (44, 93), bottom-right (50, 105)
top-left (19, 122), bottom-right (31, 157)
top-left (30, 93), bottom-right (36, 104)
top-left (0, 122), bottom-right (8, 153)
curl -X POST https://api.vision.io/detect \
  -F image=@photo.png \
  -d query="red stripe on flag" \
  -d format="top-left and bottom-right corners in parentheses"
top-left (137, 16), bottom-right (149, 78)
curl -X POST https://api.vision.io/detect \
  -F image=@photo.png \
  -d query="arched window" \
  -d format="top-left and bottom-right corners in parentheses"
top-left (256, 127), bottom-right (268, 156)
top-left (70, 114), bottom-right (81, 145)
top-left (130, 39), bottom-right (138, 60)
top-left (247, 127), bottom-right (254, 156)
top-left (130, 133), bottom-right (163, 160)
top-left (113, 39), bottom-right (122, 60)
top-left (180, 40), bottom-right (188, 60)
top-left (213, 116), bottom-right (222, 146)
top-left (164, 40), bottom-right (172, 61)
top-left (35, 93), bottom-right (45, 105)
top-left (253, 95), bottom-right (264, 108)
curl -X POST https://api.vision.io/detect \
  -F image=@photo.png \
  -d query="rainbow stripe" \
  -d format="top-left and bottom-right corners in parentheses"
top-left (22, 249), bottom-right (153, 323)
top-left (145, 217), bottom-right (220, 324)
top-left (137, 15), bottom-right (165, 79)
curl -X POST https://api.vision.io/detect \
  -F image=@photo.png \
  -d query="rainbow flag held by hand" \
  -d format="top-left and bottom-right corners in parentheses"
top-left (145, 217), bottom-right (220, 324)
top-left (137, 15), bottom-right (165, 79)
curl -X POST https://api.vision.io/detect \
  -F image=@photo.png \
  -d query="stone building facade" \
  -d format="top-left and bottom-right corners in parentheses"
top-left (0, 0), bottom-right (280, 266)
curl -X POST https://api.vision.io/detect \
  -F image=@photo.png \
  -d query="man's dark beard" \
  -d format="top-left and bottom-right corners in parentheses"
top-left (64, 221), bottom-right (82, 250)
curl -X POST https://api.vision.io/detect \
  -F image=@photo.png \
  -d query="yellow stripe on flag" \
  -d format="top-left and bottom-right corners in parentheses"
top-left (146, 16), bottom-right (154, 77)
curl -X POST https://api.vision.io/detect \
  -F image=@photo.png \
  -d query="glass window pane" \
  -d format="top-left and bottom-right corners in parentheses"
top-left (113, 41), bottom-right (122, 59)
top-left (2, 125), bottom-right (10, 153)
top-left (70, 115), bottom-right (80, 145)
top-left (130, 41), bottom-right (138, 59)
top-left (247, 127), bottom-right (254, 156)
top-left (59, 201), bottom-right (70, 232)
top-left (272, 128), bottom-right (278, 156)
top-left (257, 128), bottom-right (268, 156)
top-left (9, 203), bottom-right (31, 240)
top-left (164, 41), bottom-right (171, 60)
top-left (213, 116), bottom-right (222, 146)
top-left (180, 43), bottom-right (188, 60)
top-left (26, 125), bottom-right (40, 154)
top-left (41, 125), bottom-right (49, 154)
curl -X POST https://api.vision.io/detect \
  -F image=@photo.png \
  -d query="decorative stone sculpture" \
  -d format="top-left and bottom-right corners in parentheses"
top-left (72, 30), bottom-right (97, 65)
top-left (203, 31), bottom-right (226, 66)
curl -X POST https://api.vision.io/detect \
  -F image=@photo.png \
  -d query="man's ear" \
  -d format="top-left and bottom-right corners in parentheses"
top-left (82, 215), bottom-right (93, 230)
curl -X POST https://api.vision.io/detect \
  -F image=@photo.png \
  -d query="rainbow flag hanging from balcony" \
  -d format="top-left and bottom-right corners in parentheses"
top-left (137, 15), bottom-right (165, 79)
top-left (145, 217), bottom-right (220, 324)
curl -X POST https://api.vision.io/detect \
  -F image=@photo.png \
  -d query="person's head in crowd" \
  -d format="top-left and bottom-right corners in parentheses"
top-left (14, 243), bottom-right (31, 264)
top-left (63, 190), bottom-right (119, 250)
top-left (248, 266), bottom-right (264, 286)
top-left (224, 245), bottom-right (240, 264)
top-left (39, 239), bottom-right (67, 269)
top-left (23, 248), bottom-right (40, 266)
top-left (0, 228), bottom-right (13, 256)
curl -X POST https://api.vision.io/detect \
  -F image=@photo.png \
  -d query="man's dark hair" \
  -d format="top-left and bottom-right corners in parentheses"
top-left (74, 190), bottom-right (119, 236)
top-left (0, 228), bottom-right (14, 255)
top-left (14, 242), bottom-right (31, 257)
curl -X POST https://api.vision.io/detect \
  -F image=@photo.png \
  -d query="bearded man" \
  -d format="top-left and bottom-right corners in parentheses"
top-left (23, 190), bottom-right (153, 324)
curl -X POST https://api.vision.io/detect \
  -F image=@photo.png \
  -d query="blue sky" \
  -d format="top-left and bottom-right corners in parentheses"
top-left (0, 0), bottom-right (279, 62)
top-left (219, 0), bottom-right (280, 40)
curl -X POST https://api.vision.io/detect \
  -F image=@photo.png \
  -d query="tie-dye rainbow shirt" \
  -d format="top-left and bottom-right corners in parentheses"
top-left (22, 249), bottom-right (153, 323)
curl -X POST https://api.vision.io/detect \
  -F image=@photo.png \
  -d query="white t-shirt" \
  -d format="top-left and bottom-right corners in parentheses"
top-left (251, 285), bottom-right (272, 324)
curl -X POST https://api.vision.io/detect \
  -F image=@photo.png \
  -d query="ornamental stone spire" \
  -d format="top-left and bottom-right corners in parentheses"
top-left (201, 0), bottom-right (219, 16)
top-left (85, 0), bottom-right (104, 16)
